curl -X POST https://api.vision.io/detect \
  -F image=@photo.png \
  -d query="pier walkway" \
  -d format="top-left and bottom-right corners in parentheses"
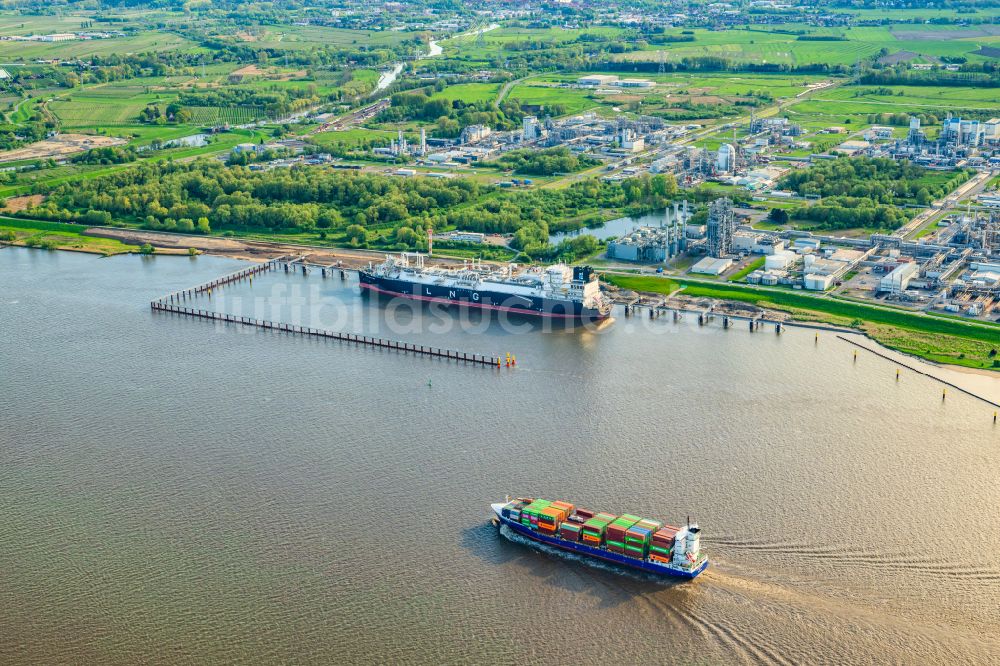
top-left (150, 260), bottom-right (504, 367)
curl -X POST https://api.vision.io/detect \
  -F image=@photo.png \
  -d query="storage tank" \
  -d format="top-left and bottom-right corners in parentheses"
top-left (717, 143), bottom-right (736, 173)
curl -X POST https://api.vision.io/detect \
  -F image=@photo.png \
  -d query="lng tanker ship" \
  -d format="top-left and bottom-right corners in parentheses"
top-left (491, 498), bottom-right (707, 580)
top-left (359, 253), bottom-right (612, 320)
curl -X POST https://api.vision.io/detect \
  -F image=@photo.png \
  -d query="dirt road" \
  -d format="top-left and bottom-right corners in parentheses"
top-left (85, 227), bottom-right (472, 269)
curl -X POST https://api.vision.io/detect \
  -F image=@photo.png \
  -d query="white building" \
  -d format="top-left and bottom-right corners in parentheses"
top-left (764, 250), bottom-right (796, 270)
top-left (804, 274), bottom-right (834, 291)
top-left (614, 78), bottom-right (654, 89)
top-left (620, 128), bottom-right (644, 152)
top-left (732, 231), bottom-right (758, 252)
top-left (879, 262), bottom-right (918, 295)
top-left (577, 74), bottom-right (619, 87)
top-left (460, 124), bottom-right (491, 144)
top-left (691, 256), bottom-right (733, 275)
top-left (753, 237), bottom-right (784, 255)
top-left (522, 115), bottom-right (539, 141)
top-left (802, 254), bottom-right (846, 276)
top-left (794, 238), bottom-right (821, 253)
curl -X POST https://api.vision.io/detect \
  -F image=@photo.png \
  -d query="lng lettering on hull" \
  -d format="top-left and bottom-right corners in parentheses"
top-left (492, 498), bottom-right (708, 580)
top-left (359, 253), bottom-right (612, 320)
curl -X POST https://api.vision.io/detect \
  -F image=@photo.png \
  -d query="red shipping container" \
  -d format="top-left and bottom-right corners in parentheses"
top-left (559, 527), bottom-right (581, 542)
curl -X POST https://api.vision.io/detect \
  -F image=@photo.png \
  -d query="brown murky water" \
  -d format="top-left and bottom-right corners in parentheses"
top-left (3, 248), bottom-right (999, 664)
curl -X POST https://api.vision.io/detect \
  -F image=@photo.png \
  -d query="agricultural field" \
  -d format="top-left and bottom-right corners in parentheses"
top-left (428, 82), bottom-right (501, 105)
top-left (442, 25), bottom-right (626, 61)
top-left (618, 24), bottom-right (1000, 67)
top-left (49, 91), bottom-right (158, 127)
top-left (786, 84), bottom-right (1000, 130)
top-left (219, 25), bottom-right (410, 51)
top-left (504, 82), bottom-right (599, 116)
top-left (506, 72), bottom-right (828, 120)
top-left (0, 14), bottom-right (91, 36)
top-left (0, 31), bottom-right (201, 60)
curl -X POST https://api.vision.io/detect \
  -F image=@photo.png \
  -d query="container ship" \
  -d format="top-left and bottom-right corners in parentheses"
top-left (491, 498), bottom-right (707, 580)
top-left (359, 254), bottom-right (611, 320)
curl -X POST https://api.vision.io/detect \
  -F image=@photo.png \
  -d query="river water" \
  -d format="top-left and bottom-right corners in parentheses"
top-left (2, 247), bottom-right (1000, 664)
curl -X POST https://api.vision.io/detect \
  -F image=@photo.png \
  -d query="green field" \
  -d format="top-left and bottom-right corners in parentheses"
top-left (224, 25), bottom-right (408, 51)
top-left (0, 31), bottom-right (201, 60)
top-left (782, 83), bottom-right (1000, 132)
top-left (0, 218), bottom-right (135, 255)
top-left (618, 24), bottom-right (1000, 67)
top-left (505, 71), bottom-right (827, 119)
top-left (504, 83), bottom-right (598, 115)
top-left (442, 25), bottom-right (626, 60)
top-left (429, 82), bottom-right (501, 105)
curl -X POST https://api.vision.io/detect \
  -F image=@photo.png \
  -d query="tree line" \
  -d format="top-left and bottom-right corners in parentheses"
top-left (21, 159), bottom-right (683, 259)
top-left (777, 157), bottom-right (972, 205)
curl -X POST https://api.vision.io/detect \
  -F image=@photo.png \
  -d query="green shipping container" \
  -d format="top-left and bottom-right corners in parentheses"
top-left (606, 539), bottom-right (625, 548)
top-left (649, 545), bottom-right (672, 555)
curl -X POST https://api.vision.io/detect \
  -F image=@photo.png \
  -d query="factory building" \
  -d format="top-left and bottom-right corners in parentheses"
top-left (879, 262), bottom-right (919, 295)
top-left (691, 256), bottom-right (733, 275)
top-left (522, 116), bottom-right (540, 141)
top-left (764, 250), bottom-right (796, 270)
top-left (577, 74), bottom-right (619, 87)
top-left (606, 201), bottom-right (690, 263)
top-left (706, 197), bottom-right (735, 257)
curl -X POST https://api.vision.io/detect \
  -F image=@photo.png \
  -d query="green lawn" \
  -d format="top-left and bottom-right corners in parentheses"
top-left (0, 218), bottom-right (135, 255)
top-left (728, 257), bottom-right (765, 282)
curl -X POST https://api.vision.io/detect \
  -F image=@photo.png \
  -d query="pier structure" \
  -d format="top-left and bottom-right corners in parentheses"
top-left (150, 258), bottom-right (505, 368)
top-left (150, 303), bottom-right (502, 366)
top-left (157, 256), bottom-right (289, 304)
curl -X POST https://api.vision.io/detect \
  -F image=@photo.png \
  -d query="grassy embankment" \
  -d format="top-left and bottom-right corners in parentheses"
top-left (0, 218), bottom-right (137, 255)
top-left (605, 274), bottom-right (1000, 371)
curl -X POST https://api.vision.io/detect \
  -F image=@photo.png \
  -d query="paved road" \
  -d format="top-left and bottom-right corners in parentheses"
top-left (897, 170), bottom-right (994, 240)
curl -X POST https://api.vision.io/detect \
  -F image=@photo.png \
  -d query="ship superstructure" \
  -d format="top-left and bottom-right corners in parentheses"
top-left (359, 254), bottom-right (611, 319)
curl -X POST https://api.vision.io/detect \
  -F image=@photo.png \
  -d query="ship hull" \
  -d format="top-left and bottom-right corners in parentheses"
top-left (359, 272), bottom-right (610, 320)
top-left (493, 509), bottom-right (708, 580)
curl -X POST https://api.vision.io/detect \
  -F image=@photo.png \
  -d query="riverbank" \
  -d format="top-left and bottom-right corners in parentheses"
top-left (0, 218), bottom-right (166, 256)
top-left (8, 217), bottom-right (998, 374)
top-left (605, 273), bottom-right (1000, 373)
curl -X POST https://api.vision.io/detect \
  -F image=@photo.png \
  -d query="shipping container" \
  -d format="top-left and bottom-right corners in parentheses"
top-left (574, 508), bottom-right (595, 520)
top-left (652, 526), bottom-right (679, 549)
top-left (559, 523), bottom-right (582, 542)
top-left (606, 515), bottom-right (640, 541)
top-left (634, 519), bottom-right (662, 533)
top-left (625, 525), bottom-right (653, 546)
top-left (550, 501), bottom-right (575, 514)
